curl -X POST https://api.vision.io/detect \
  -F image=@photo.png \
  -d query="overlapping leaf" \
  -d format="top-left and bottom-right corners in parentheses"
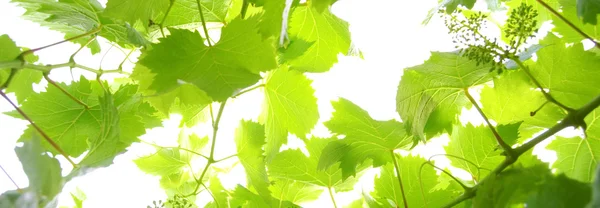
top-left (234, 120), bottom-right (271, 202)
top-left (554, 0), bottom-right (600, 43)
top-left (139, 16), bottom-right (276, 101)
top-left (318, 98), bottom-right (412, 179)
top-left (372, 155), bottom-right (461, 207)
top-left (268, 137), bottom-right (361, 191)
top-left (445, 124), bottom-right (504, 180)
top-left (286, 6), bottom-right (351, 72)
top-left (396, 51), bottom-right (493, 143)
top-left (261, 66), bottom-right (319, 159)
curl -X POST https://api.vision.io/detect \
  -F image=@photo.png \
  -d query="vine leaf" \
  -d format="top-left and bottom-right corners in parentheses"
top-left (104, 0), bottom-right (170, 26)
top-left (155, 0), bottom-right (231, 26)
top-left (531, 34), bottom-right (600, 108)
top-left (205, 177), bottom-right (300, 208)
top-left (134, 149), bottom-right (188, 176)
top-left (576, 0), bottom-right (600, 25)
top-left (257, 0), bottom-right (287, 39)
top-left (234, 120), bottom-right (271, 203)
top-left (445, 124), bottom-right (504, 180)
top-left (396, 52), bottom-right (493, 143)
top-left (554, 0), bottom-right (600, 43)
top-left (526, 174), bottom-right (592, 208)
top-left (286, 6), bottom-right (351, 72)
top-left (140, 16), bottom-right (277, 101)
top-left (0, 35), bottom-right (21, 87)
top-left (1, 37), bottom-right (43, 102)
top-left (310, 0), bottom-right (337, 13)
top-left (268, 137), bottom-right (362, 191)
top-left (261, 66), bottom-right (319, 159)
top-left (547, 134), bottom-right (600, 182)
top-left (15, 134), bottom-right (63, 205)
top-left (371, 155), bottom-right (461, 208)
top-left (269, 179), bottom-right (323, 204)
top-left (318, 98), bottom-right (412, 179)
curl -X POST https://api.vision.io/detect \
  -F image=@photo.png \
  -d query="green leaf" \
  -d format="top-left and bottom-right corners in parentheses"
top-left (546, 136), bottom-right (600, 182)
top-left (396, 52), bottom-right (493, 143)
top-left (15, 134), bottom-right (63, 202)
top-left (319, 98), bottom-right (412, 179)
top-left (258, 0), bottom-right (286, 39)
top-left (555, 0), bottom-right (600, 43)
top-left (496, 121), bottom-right (522, 146)
top-left (140, 16), bottom-right (277, 101)
top-left (310, 0), bottom-right (337, 13)
top-left (0, 35), bottom-right (21, 87)
top-left (134, 149), bottom-right (188, 176)
top-left (154, 0), bottom-right (231, 26)
top-left (261, 66), bottom-right (319, 159)
top-left (589, 166), bottom-right (600, 207)
top-left (286, 6), bottom-right (351, 72)
top-left (104, 0), bottom-right (170, 26)
top-left (526, 174), bottom-right (591, 208)
top-left (5, 69), bottom-right (43, 103)
top-left (531, 34), bottom-right (600, 108)
top-left (268, 137), bottom-right (361, 191)
top-left (9, 78), bottom-right (102, 157)
top-left (445, 124), bottom-right (504, 180)
top-left (78, 90), bottom-right (123, 167)
top-left (269, 179), bottom-right (323, 204)
top-left (372, 155), bottom-right (461, 208)
top-left (577, 0), bottom-right (600, 25)
top-left (234, 120), bottom-right (271, 202)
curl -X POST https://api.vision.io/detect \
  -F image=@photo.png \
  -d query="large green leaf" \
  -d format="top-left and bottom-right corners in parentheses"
top-left (286, 6), bottom-right (351, 72)
top-left (371, 155), bottom-right (461, 208)
top-left (396, 52), bottom-right (493, 143)
top-left (268, 137), bottom-right (361, 191)
top-left (547, 136), bottom-right (600, 182)
top-left (0, 35), bottom-right (21, 87)
top-left (104, 0), bottom-right (170, 26)
top-left (554, 0), bottom-right (600, 43)
top-left (318, 98), bottom-right (412, 179)
top-left (261, 66), bottom-right (319, 159)
top-left (139, 16), bottom-right (277, 101)
top-left (445, 124), bottom-right (504, 180)
top-left (234, 120), bottom-right (271, 202)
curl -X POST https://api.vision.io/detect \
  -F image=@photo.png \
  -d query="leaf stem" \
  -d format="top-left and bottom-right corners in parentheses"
top-left (327, 187), bottom-right (338, 208)
top-left (214, 154), bottom-right (237, 163)
top-left (0, 164), bottom-right (21, 192)
top-left (0, 90), bottom-right (76, 167)
top-left (19, 27), bottom-right (102, 58)
top-left (69, 36), bottom-right (97, 63)
top-left (195, 0), bottom-right (213, 47)
top-left (464, 88), bottom-right (514, 157)
top-left (232, 84), bottom-right (264, 98)
top-left (535, 0), bottom-right (600, 49)
top-left (391, 151), bottom-right (409, 208)
top-left (43, 73), bottom-right (90, 109)
top-left (188, 100), bottom-right (228, 196)
top-left (442, 93), bottom-right (600, 207)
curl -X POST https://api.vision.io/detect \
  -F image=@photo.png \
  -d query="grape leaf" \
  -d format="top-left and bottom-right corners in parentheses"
top-left (311, 0), bottom-right (337, 13)
top-left (526, 174), bottom-right (592, 208)
top-left (258, 0), bottom-right (286, 39)
top-left (554, 0), bottom-right (600, 43)
top-left (154, 0), bottom-right (231, 26)
top-left (15, 134), bottom-right (63, 203)
top-left (261, 66), bottom-right (318, 159)
top-left (8, 78), bottom-right (102, 157)
top-left (318, 98), bottom-right (412, 179)
top-left (269, 179), bottom-right (323, 204)
top-left (268, 137), bottom-right (361, 191)
top-left (372, 155), bottom-right (461, 208)
top-left (135, 149), bottom-right (188, 176)
top-left (577, 0), bottom-right (600, 25)
top-left (445, 124), bottom-right (504, 180)
top-left (104, 0), bottom-right (170, 26)
top-left (286, 6), bottom-right (350, 72)
top-left (0, 35), bottom-right (21, 87)
top-left (531, 34), bottom-right (600, 109)
top-left (234, 120), bottom-right (271, 202)
top-left (6, 69), bottom-right (43, 103)
top-left (396, 52), bottom-right (493, 143)
top-left (547, 136), bottom-right (600, 182)
top-left (139, 16), bottom-right (277, 101)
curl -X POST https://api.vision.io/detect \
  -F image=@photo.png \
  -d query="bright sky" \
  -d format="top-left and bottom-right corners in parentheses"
top-left (0, 0), bottom-right (566, 207)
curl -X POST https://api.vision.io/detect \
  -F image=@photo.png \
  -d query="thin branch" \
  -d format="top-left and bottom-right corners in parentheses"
top-left (19, 27), bottom-right (102, 58)
top-left (327, 187), bottom-right (338, 208)
top-left (420, 161), bottom-right (470, 190)
top-left (535, 0), bottom-right (600, 49)
top-left (0, 91), bottom-right (77, 167)
top-left (188, 100), bottom-right (228, 196)
top-left (513, 59), bottom-right (573, 112)
top-left (232, 84), bottom-right (264, 98)
top-left (4, 61), bottom-right (130, 76)
top-left (464, 88), bottom-right (514, 156)
top-left (391, 151), bottom-right (409, 208)
top-left (214, 154), bottom-right (238, 163)
top-left (442, 93), bottom-right (600, 207)
top-left (44, 73), bottom-right (90, 109)
top-left (0, 164), bottom-right (21, 192)
top-left (69, 36), bottom-right (97, 63)
top-left (159, 0), bottom-right (176, 37)
top-left (196, 0), bottom-right (213, 47)
top-left (117, 49), bottom-right (135, 71)
top-left (140, 140), bottom-right (210, 160)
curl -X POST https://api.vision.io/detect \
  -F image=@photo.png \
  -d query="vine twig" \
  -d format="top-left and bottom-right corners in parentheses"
top-left (19, 27), bottom-right (102, 59)
top-left (158, 0), bottom-right (176, 37)
top-left (464, 88), bottom-right (514, 157)
top-left (195, 0), bottom-right (213, 46)
top-left (391, 151), bottom-right (409, 208)
top-left (232, 84), bottom-right (264, 98)
top-left (327, 187), bottom-right (338, 208)
top-left (0, 90), bottom-right (76, 167)
top-left (535, 0), bottom-right (600, 49)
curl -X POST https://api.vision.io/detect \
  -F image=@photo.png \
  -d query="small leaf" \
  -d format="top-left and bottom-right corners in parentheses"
top-left (15, 134), bottom-right (63, 203)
